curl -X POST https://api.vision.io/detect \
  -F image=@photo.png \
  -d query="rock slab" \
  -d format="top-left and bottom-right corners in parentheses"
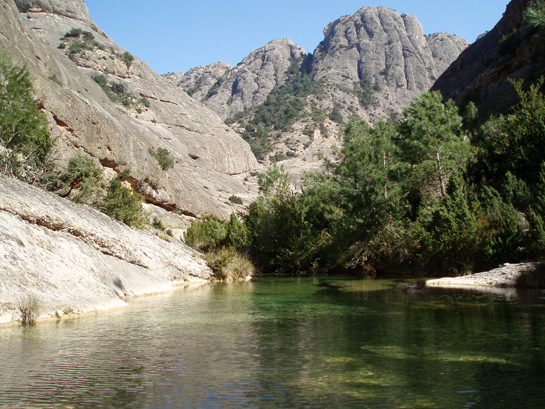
top-left (0, 176), bottom-right (212, 325)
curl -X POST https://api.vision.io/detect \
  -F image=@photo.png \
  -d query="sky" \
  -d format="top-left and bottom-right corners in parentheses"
top-left (85, 0), bottom-right (510, 75)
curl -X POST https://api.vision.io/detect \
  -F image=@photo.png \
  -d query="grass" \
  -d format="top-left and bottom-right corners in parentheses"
top-left (204, 247), bottom-right (254, 281)
top-left (18, 294), bottom-right (40, 326)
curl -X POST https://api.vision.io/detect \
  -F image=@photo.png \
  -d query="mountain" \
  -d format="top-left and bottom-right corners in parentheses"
top-left (166, 7), bottom-right (468, 171)
top-left (165, 39), bottom-right (309, 121)
top-left (431, 0), bottom-right (542, 117)
top-left (8, 0), bottom-right (258, 219)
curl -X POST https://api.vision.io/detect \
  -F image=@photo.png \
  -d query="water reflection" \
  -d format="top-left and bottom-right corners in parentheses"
top-left (0, 279), bottom-right (544, 408)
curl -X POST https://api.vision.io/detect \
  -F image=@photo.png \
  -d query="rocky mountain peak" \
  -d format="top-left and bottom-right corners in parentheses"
top-left (312, 6), bottom-right (468, 112)
top-left (168, 39), bottom-right (308, 120)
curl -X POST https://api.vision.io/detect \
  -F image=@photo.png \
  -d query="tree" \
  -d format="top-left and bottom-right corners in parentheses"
top-left (0, 55), bottom-right (51, 179)
top-left (101, 171), bottom-right (148, 228)
top-left (397, 91), bottom-right (472, 198)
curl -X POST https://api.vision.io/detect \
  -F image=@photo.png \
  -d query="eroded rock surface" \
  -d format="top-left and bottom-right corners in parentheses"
top-left (0, 176), bottom-right (212, 325)
top-left (431, 0), bottom-right (537, 115)
top-left (310, 7), bottom-right (468, 122)
top-left (6, 0), bottom-right (258, 218)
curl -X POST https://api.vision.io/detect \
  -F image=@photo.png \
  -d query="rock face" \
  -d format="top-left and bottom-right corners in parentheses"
top-left (431, 0), bottom-right (538, 115)
top-left (310, 7), bottom-right (468, 121)
top-left (0, 176), bottom-right (212, 325)
top-left (171, 8), bottom-right (467, 124)
top-left (167, 7), bottom-right (468, 171)
top-left (166, 39), bottom-right (308, 120)
top-left (4, 0), bottom-right (258, 218)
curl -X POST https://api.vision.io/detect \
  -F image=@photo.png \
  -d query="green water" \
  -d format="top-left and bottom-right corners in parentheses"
top-left (1, 278), bottom-right (545, 408)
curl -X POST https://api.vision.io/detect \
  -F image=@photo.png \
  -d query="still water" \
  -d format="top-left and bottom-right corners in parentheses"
top-left (1, 278), bottom-right (545, 408)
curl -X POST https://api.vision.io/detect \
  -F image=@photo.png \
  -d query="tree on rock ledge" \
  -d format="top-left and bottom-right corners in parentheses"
top-left (0, 54), bottom-right (51, 179)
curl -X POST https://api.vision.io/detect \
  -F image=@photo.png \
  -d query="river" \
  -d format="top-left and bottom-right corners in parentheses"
top-left (1, 278), bottom-right (544, 408)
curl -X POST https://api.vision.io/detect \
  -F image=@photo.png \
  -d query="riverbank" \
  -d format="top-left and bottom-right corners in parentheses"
top-left (0, 176), bottom-right (213, 326)
top-left (426, 262), bottom-right (540, 289)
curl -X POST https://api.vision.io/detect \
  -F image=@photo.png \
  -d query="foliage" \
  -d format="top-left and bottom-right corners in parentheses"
top-left (225, 59), bottom-right (326, 160)
top-left (356, 79), bottom-right (380, 108)
top-left (56, 154), bottom-right (102, 204)
top-left (101, 171), bottom-right (148, 228)
top-left (148, 147), bottom-right (174, 171)
top-left (204, 247), bottom-right (254, 281)
top-left (477, 78), bottom-right (545, 185)
top-left (0, 55), bottom-right (51, 180)
top-left (121, 52), bottom-right (134, 68)
top-left (238, 86), bottom-right (545, 276)
top-left (329, 103), bottom-right (344, 124)
top-left (228, 195), bottom-right (243, 205)
top-left (185, 214), bottom-right (227, 250)
top-left (48, 74), bottom-right (62, 86)
top-left (92, 75), bottom-right (147, 109)
top-left (397, 91), bottom-right (472, 198)
top-left (525, 0), bottom-right (545, 50)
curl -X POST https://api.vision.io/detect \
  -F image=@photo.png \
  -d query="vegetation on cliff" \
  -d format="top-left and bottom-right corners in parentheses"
top-left (0, 55), bottom-right (51, 181)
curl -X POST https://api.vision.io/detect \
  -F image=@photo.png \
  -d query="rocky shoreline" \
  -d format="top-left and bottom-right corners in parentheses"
top-left (426, 262), bottom-right (538, 289)
top-left (0, 176), bottom-right (213, 327)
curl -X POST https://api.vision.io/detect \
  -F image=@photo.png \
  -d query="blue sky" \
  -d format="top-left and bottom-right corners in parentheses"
top-left (85, 0), bottom-right (509, 75)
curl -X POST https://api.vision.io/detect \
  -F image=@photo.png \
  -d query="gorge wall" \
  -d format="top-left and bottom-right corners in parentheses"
top-left (5, 0), bottom-right (259, 219)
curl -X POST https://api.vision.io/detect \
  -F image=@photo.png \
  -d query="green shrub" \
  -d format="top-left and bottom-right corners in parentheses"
top-left (121, 51), bottom-right (134, 68)
top-left (57, 154), bottom-right (102, 204)
top-left (229, 195), bottom-right (243, 205)
top-left (223, 213), bottom-right (249, 249)
top-left (63, 28), bottom-right (83, 38)
top-left (184, 214), bottom-right (226, 250)
top-left (92, 74), bottom-right (108, 88)
top-left (152, 217), bottom-right (166, 231)
top-left (101, 172), bottom-right (148, 228)
top-left (0, 55), bottom-right (51, 179)
top-left (140, 97), bottom-right (150, 107)
top-left (148, 147), bottom-right (174, 171)
top-left (48, 74), bottom-right (62, 86)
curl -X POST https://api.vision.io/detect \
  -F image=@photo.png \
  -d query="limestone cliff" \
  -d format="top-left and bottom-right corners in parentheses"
top-left (4, 0), bottom-right (258, 218)
top-left (0, 176), bottom-right (212, 325)
top-left (311, 7), bottom-right (468, 122)
top-left (167, 7), bottom-right (467, 173)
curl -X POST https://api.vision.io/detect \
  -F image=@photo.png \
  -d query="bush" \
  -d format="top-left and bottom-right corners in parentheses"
top-left (184, 214), bottom-right (226, 250)
top-left (0, 55), bottom-right (51, 179)
top-left (121, 52), bottom-right (134, 68)
top-left (148, 147), bottom-right (174, 171)
top-left (63, 28), bottom-right (83, 38)
top-left (18, 294), bottom-right (40, 326)
top-left (223, 213), bottom-right (249, 249)
top-left (57, 154), bottom-right (102, 204)
top-left (229, 195), bottom-right (243, 205)
top-left (204, 247), bottom-right (254, 281)
top-left (101, 172), bottom-right (148, 228)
